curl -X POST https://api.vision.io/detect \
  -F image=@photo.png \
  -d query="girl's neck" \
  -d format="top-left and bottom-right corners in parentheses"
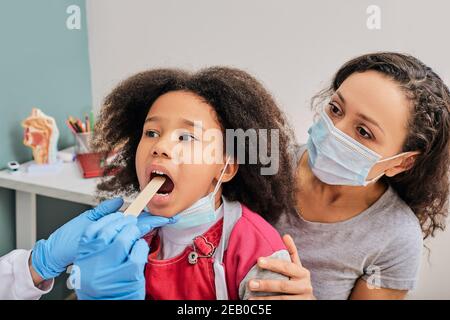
top-left (296, 150), bottom-right (387, 223)
top-left (158, 201), bottom-right (224, 260)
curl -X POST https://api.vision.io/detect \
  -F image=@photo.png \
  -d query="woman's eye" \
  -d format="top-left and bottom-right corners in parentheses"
top-left (179, 133), bottom-right (196, 142)
top-left (328, 102), bottom-right (343, 116)
top-left (145, 130), bottom-right (159, 138)
top-left (357, 126), bottom-right (373, 139)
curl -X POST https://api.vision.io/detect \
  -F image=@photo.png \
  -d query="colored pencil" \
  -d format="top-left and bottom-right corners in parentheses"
top-left (76, 119), bottom-right (85, 133)
top-left (66, 120), bottom-right (77, 134)
top-left (89, 111), bottom-right (95, 132)
top-left (85, 115), bottom-right (90, 132)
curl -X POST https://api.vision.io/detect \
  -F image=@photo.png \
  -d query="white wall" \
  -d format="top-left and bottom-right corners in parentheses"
top-left (413, 220), bottom-right (450, 299)
top-left (86, 0), bottom-right (450, 299)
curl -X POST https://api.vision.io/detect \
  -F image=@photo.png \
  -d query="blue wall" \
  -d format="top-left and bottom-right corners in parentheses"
top-left (0, 0), bottom-right (92, 299)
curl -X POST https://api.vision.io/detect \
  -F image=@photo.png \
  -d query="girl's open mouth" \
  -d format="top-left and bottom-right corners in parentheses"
top-left (150, 170), bottom-right (175, 196)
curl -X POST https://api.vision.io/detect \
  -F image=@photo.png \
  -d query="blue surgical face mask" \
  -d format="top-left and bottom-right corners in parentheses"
top-left (307, 110), bottom-right (405, 186)
top-left (166, 156), bottom-right (231, 229)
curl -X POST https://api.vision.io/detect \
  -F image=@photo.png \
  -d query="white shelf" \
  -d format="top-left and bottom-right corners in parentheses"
top-left (0, 158), bottom-right (100, 206)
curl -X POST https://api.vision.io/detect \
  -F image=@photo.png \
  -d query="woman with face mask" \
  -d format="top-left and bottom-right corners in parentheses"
top-left (248, 52), bottom-right (450, 300)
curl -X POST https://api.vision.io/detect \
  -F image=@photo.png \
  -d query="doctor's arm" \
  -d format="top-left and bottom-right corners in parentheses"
top-left (0, 249), bottom-right (53, 300)
top-left (0, 198), bottom-right (124, 300)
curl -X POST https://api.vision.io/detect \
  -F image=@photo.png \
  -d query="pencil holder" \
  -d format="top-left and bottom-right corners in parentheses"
top-left (74, 132), bottom-right (93, 154)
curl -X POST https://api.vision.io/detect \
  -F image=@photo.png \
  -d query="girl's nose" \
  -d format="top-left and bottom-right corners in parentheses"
top-left (151, 138), bottom-right (172, 159)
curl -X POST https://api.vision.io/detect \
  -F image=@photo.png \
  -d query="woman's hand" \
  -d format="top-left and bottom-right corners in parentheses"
top-left (248, 234), bottom-right (315, 300)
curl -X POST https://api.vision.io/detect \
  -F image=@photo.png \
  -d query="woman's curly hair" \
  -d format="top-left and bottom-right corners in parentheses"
top-left (311, 52), bottom-right (450, 239)
top-left (92, 67), bottom-right (297, 224)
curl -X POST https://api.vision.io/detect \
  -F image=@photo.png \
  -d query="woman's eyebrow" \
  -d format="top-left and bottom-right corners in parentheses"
top-left (336, 90), bottom-right (385, 135)
top-left (356, 112), bottom-right (385, 135)
top-left (336, 91), bottom-right (346, 104)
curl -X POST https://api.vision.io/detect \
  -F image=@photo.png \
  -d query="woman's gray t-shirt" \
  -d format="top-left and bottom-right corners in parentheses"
top-left (274, 145), bottom-right (423, 300)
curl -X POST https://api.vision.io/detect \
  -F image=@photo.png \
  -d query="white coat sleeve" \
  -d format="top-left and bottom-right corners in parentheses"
top-left (0, 249), bottom-right (54, 300)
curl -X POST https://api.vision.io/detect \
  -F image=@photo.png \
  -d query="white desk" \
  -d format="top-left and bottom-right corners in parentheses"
top-left (0, 155), bottom-right (101, 250)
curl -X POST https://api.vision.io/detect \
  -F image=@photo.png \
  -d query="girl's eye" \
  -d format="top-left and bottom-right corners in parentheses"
top-left (179, 133), bottom-right (197, 142)
top-left (145, 130), bottom-right (160, 138)
top-left (357, 126), bottom-right (373, 140)
top-left (328, 102), bottom-right (343, 117)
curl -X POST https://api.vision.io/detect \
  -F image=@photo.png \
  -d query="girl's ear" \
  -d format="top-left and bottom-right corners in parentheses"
top-left (219, 158), bottom-right (239, 183)
top-left (385, 151), bottom-right (420, 177)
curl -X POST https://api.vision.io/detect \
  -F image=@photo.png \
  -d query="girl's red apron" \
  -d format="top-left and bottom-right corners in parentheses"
top-left (144, 218), bottom-right (224, 300)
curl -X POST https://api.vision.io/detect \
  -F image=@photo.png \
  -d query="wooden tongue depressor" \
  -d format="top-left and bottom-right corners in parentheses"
top-left (123, 176), bottom-right (166, 216)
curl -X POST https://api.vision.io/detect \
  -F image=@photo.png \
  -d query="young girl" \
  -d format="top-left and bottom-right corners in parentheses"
top-left (92, 67), bottom-right (297, 299)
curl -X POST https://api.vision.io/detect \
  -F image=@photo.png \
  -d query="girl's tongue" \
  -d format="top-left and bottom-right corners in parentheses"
top-left (150, 173), bottom-right (174, 194)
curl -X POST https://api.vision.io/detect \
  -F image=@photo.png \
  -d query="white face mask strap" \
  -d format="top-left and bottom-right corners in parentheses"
top-left (377, 152), bottom-right (407, 164)
top-left (365, 153), bottom-right (406, 185)
top-left (364, 171), bottom-right (385, 185)
top-left (365, 152), bottom-right (410, 185)
top-left (213, 155), bottom-right (232, 196)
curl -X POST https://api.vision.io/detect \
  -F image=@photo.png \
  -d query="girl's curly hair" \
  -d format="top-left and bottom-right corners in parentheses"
top-left (92, 67), bottom-right (297, 224)
top-left (311, 52), bottom-right (450, 239)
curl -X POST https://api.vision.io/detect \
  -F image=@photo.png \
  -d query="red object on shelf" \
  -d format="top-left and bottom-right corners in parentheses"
top-left (76, 153), bottom-right (106, 178)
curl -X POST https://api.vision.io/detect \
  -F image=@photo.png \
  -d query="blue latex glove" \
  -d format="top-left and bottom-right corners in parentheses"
top-left (31, 198), bottom-right (125, 280)
top-left (73, 211), bottom-right (176, 300)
